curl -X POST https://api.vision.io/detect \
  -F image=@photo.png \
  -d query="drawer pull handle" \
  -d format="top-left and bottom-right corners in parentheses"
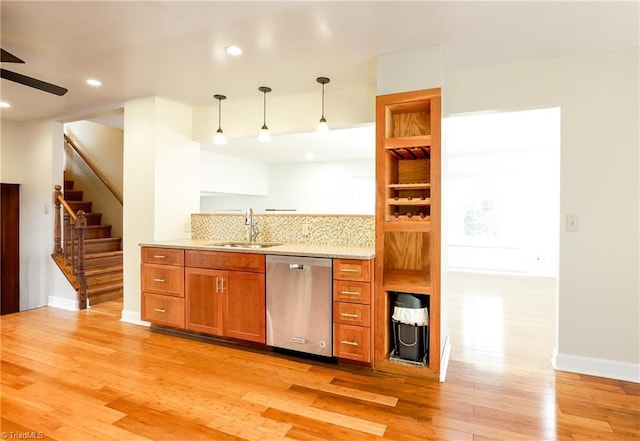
top-left (340, 312), bottom-right (360, 318)
top-left (153, 255), bottom-right (166, 259)
top-left (340, 268), bottom-right (360, 273)
top-left (153, 307), bottom-right (166, 313)
top-left (340, 290), bottom-right (361, 296)
top-left (153, 278), bottom-right (166, 283)
top-left (340, 340), bottom-right (359, 346)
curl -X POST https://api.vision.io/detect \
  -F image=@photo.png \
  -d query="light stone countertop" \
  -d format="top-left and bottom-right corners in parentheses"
top-left (139, 238), bottom-right (375, 260)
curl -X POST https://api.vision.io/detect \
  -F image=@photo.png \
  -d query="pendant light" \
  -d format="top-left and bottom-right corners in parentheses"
top-left (258, 86), bottom-right (272, 142)
top-left (316, 77), bottom-right (330, 133)
top-left (213, 94), bottom-right (227, 145)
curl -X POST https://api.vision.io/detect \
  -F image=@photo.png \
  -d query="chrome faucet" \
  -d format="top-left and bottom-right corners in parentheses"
top-left (245, 207), bottom-right (259, 242)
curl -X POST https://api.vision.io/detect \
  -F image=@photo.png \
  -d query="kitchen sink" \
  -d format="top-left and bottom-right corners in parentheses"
top-left (206, 241), bottom-right (283, 249)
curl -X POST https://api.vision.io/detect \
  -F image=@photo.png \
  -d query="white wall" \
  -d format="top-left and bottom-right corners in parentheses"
top-left (444, 48), bottom-right (639, 380)
top-left (0, 119), bottom-right (76, 310)
top-left (200, 151), bottom-right (268, 197)
top-left (192, 84), bottom-right (376, 142)
top-left (200, 159), bottom-right (375, 214)
top-left (64, 121), bottom-right (124, 238)
top-left (122, 97), bottom-right (199, 322)
top-left (378, 45), bottom-right (640, 381)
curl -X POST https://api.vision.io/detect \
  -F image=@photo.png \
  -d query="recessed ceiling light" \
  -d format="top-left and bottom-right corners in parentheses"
top-left (225, 45), bottom-right (242, 56)
top-left (0, 101), bottom-right (11, 108)
top-left (86, 78), bottom-right (102, 87)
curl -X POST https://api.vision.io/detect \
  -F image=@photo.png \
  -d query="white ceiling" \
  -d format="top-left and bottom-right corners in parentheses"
top-left (1, 1), bottom-right (637, 162)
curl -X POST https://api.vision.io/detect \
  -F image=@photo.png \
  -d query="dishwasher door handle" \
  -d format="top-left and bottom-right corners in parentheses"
top-left (289, 264), bottom-right (305, 270)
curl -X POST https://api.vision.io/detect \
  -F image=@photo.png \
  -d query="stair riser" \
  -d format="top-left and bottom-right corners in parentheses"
top-left (77, 255), bottom-right (123, 269)
top-left (65, 214), bottom-right (102, 225)
top-left (65, 239), bottom-right (121, 254)
top-left (64, 190), bottom-right (83, 201)
top-left (87, 272), bottom-right (123, 285)
top-left (84, 227), bottom-right (112, 240)
top-left (67, 201), bottom-right (93, 213)
top-left (88, 288), bottom-right (123, 305)
top-left (84, 214), bottom-right (102, 225)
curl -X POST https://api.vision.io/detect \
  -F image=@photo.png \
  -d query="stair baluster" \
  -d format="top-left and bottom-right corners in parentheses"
top-left (75, 210), bottom-right (87, 310)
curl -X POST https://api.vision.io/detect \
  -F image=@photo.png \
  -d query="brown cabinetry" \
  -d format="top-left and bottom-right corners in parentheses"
top-left (185, 250), bottom-right (266, 344)
top-left (141, 247), bottom-right (185, 329)
top-left (374, 88), bottom-right (441, 377)
top-left (333, 258), bottom-right (373, 363)
top-left (1, 183), bottom-right (20, 315)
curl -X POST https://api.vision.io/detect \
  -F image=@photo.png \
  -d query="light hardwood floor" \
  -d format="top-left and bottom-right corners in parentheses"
top-left (1, 272), bottom-right (638, 440)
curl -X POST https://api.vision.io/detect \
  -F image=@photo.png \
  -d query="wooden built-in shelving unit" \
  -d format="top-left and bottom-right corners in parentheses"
top-left (374, 88), bottom-right (441, 378)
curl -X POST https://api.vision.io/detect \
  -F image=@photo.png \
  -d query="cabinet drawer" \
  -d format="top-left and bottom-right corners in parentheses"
top-left (141, 247), bottom-right (184, 266)
top-left (186, 250), bottom-right (265, 273)
top-left (141, 264), bottom-right (184, 297)
top-left (333, 259), bottom-right (371, 282)
top-left (333, 324), bottom-right (371, 363)
top-left (142, 292), bottom-right (185, 328)
top-left (333, 302), bottom-right (371, 327)
top-left (333, 281), bottom-right (371, 304)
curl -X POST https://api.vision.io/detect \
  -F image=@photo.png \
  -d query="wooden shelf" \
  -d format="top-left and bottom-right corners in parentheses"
top-left (384, 136), bottom-right (431, 149)
top-left (382, 269), bottom-right (431, 295)
top-left (387, 198), bottom-right (431, 206)
top-left (388, 183), bottom-right (431, 190)
top-left (383, 221), bottom-right (431, 232)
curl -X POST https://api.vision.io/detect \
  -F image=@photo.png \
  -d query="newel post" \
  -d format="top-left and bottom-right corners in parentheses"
top-left (75, 210), bottom-right (88, 310)
top-left (53, 185), bottom-right (63, 254)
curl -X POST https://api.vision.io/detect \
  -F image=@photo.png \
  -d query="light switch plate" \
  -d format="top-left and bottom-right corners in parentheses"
top-left (566, 214), bottom-right (579, 232)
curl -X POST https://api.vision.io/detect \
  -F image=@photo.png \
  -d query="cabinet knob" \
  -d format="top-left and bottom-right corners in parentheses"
top-left (153, 255), bottom-right (166, 259)
top-left (153, 307), bottom-right (166, 313)
top-left (340, 312), bottom-right (360, 319)
top-left (152, 278), bottom-right (166, 283)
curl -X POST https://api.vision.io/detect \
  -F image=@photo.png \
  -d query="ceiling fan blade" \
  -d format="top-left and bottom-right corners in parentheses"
top-left (1, 49), bottom-right (25, 64)
top-left (0, 68), bottom-right (68, 96)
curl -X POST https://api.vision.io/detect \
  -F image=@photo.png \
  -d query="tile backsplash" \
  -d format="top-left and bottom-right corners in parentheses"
top-left (191, 213), bottom-right (375, 248)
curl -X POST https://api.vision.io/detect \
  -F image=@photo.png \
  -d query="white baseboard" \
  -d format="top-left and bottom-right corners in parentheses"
top-left (120, 310), bottom-right (150, 327)
top-left (47, 296), bottom-right (79, 311)
top-left (552, 349), bottom-right (640, 383)
top-left (440, 335), bottom-right (451, 382)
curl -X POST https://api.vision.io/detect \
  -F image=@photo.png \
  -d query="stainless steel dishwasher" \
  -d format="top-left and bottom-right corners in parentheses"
top-left (266, 255), bottom-right (333, 357)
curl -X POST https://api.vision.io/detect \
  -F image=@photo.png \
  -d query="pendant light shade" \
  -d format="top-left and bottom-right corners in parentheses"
top-left (258, 86), bottom-right (272, 142)
top-left (316, 77), bottom-right (330, 133)
top-left (213, 94), bottom-right (227, 145)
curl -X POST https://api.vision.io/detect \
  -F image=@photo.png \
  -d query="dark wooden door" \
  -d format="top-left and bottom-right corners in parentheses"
top-left (1, 183), bottom-right (20, 314)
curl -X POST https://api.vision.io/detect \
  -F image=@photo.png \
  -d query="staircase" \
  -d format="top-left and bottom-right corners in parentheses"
top-left (62, 179), bottom-right (123, 305)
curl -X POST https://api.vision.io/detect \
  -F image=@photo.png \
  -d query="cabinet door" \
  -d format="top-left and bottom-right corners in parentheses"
top-left (225, 271), bottom-right (265, 344)
top-left (185, 267), bottom-right (224, 336)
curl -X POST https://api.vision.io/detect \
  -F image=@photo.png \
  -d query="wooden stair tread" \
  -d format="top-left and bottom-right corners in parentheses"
top-left (84, 250), bottom-right (123, 259)
top-left (84, 237), bottom-right (121, 244)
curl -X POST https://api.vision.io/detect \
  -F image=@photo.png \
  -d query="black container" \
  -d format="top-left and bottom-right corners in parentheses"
top-left (392, 293), bottom-right (429, 363)
top-left (394, 292), bottom-right (428, 309)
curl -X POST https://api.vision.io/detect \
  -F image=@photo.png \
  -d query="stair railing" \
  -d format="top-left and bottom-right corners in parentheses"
top-left (63, 134), bottom-right (123, 206)
top-left (53, 185), bottom-right (88, 310)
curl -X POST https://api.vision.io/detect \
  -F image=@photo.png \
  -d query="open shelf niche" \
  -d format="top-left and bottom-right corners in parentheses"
top-left (374, 88), bottom-right (441, 378)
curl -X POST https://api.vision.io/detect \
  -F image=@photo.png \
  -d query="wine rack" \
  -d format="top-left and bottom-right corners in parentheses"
top-left (374, 88), bottom-right (441, 378)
